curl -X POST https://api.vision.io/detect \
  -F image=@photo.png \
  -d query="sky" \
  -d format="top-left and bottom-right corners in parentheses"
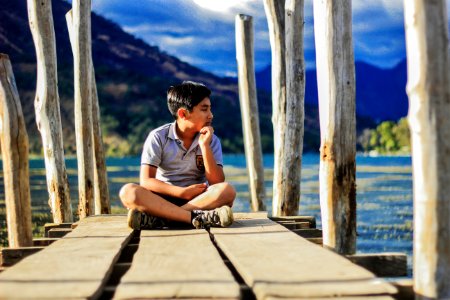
top-left (90, 0), bottom-right (410, 77)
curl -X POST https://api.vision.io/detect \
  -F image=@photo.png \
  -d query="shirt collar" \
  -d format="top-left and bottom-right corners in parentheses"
top-left (168, 121), bottom-right (178, 140)
top-left (168, 121), bottom-right (200, 152)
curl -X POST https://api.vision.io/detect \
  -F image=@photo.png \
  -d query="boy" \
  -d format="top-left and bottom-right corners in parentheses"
top-left (119, 81), bottom-right (236, 230)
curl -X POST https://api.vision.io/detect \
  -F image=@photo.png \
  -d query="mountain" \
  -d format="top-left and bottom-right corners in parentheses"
top-left (0, 0), bottom-right (243, 154)
top-left (1, 0), bottom-right (382, 156)
top-left (256, 60), bottom-right (409, 122)
top-left (1, 0), bottom-right (327, 155)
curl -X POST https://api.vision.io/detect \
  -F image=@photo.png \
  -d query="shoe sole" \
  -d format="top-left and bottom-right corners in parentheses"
top-left (127, 209), bottom-right (141, 230)
top-left (218, 206), bottom-right (234, 227)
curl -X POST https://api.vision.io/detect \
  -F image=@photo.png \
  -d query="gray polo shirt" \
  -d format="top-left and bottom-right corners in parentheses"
top-left (141, 122), bottom-right (223, 187)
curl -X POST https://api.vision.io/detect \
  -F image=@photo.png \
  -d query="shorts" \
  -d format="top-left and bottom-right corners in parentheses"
top-left (154, 193), bottom-right (186, 207)
top-left (154, 193), bottom-right (192, 229)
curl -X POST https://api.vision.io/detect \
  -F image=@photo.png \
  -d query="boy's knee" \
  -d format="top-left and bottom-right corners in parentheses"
top-left (119, 183), bottom-right (139, 207)
top-left (216, 182), bottom-right (236, 206)
top-left (225, 183), bottom-right (236, 206)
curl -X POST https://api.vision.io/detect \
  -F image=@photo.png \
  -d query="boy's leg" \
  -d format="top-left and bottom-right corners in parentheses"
top-left (181, 182), bottom-right (236, 211)
top-left (119, 183), bottom-right (191, 224)
top-left (120, 182), bottom-right (235, 229)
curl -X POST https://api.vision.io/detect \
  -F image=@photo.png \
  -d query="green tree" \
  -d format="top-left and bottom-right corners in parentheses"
top-left (362, 118), bottom-right (411, 154)
top-left (393, 117), bottom-right (410, 152)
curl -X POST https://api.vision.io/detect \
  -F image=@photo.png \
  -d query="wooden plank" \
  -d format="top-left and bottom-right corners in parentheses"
top-left (211, 218), bottom-right (397, 299)
top-left (114, 229), bottom-right (240, 299)
top-left (44, 222), bottom-right (73, 237)
top-left (0, 215), bottom-right (133, 299)
top-left (276, 221), bottom-right (310, 230)
top-left (292, 228), bottom-right (323, 238)
top-left (47, 228), bottom-right (72, 238)
top-left (306, 237), bottom-right (323, 246)
top-left (391, 279), bottom-right (413, 300)
top-left (33, 238), bottom-right (59, 247)
top-left (346, 253), bottom-right (407, 277)
top-left (267, 297), bottom-right (393, 300)
top-left (270, 215), bottom-right (316, 228)
top-left (0, 247), bottom-right (44, 267)
top-left (234, 211), bottom-right (268, 219)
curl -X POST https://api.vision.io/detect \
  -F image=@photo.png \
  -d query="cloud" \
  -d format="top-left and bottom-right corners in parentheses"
top-left (160, 35), bottom-right (195, 47)
top-left (91, 0), bottom-right (411, 76)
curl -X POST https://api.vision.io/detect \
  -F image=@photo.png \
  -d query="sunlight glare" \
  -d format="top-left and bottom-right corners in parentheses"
top-left (192, 0), bottom-right (241, 12)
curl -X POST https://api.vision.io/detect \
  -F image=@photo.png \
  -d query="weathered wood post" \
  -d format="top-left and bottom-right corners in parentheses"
top-left (276, 0), bottom-right (305, 216)
top-left (0, 54), bottom-right (33, 247)
top-left (27, 0), bottom-right (73, 223)
top-left (66, 10), bottom-right (110, 215)
top-left (91, 72), bottom-right (111, 215)
top-left (235, 14), bottom-right (266, 212)
top-left (263, 0), bottom-right (288, 216)
top-left (313, 0), bottom-right (356, 254)
top-left (404, 0), bottom-right (450, 297)
top-left (72, 0), bottom-right (95, 218)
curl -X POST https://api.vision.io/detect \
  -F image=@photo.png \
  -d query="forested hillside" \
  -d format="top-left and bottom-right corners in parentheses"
top-left (0, 0), bottom-right (385, 156)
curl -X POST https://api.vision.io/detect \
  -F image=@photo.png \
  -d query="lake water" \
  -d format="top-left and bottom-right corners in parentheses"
top-left (0, 153), bottom-right (413, 275)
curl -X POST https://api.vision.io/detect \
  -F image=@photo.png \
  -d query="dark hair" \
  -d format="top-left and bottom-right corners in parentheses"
top-left (167, 81), bottom-right (211, 119)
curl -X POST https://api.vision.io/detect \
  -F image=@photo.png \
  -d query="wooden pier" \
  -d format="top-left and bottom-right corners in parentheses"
top-left (0, 213), bottom-right (407, 299)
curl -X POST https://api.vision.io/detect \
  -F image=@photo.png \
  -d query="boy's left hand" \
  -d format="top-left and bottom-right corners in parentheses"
top-left (199, 126), bottom-right (213, 147)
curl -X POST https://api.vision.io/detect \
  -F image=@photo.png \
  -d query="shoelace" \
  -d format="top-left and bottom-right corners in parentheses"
top-left (140, 213), bottom-right (154, 228)
top-left (202, 210), bottom-right (220, 226)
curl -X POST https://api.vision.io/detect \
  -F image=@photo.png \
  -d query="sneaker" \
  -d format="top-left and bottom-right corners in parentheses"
top-left (192, 205), bottom-right (234, 229)
top-left (127, 209), bottom-right (166, 230)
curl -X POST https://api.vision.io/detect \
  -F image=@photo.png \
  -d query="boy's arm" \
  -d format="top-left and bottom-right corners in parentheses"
top-left (199, 127), bottom-right (225, 185)
top-left (140, 164), bottom-right (207, 200)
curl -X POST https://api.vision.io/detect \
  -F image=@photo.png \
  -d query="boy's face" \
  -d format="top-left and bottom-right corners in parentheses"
top-left (181, 97), bottom-right (213, 131)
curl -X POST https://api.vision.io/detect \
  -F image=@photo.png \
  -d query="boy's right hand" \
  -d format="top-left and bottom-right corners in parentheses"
top-left (181, 183), bottom-right (207, 200)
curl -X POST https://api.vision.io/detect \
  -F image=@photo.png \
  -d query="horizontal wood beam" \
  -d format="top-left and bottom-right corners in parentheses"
top-left (32, 238), bottom-right (59, 247)
top-left (305, 237), bottom-right (323, 246)
top-left (346, 253), bottom-right (407, 277)
top-left (44, 222), bottom-right (73, 237)
top-left (391, 279), bottom-right (413, 299)
top-left (292, 228), bottom-right (323, 238)
top-left (270, 215), bottom-right (316, 228)
top-left (0, 247), bottom-right (44, 267)
top-left (47, 228), bottom-right (72, 238)
top-left (276, 221), bottom-right (311, 230)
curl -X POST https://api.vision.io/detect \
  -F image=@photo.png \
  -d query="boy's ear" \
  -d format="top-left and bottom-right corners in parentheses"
top-left (177, 108), bottom-right (189, 119)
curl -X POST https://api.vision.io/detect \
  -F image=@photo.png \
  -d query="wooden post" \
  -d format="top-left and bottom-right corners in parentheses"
top-left (72, 0), bottom-right (94, 218)
top-left (27, 0), bottom-right (73, 223)
top-left (275, 0), bottom-right (305, 216)
top-left (66, 10), bottom-right (110, 215)
top-left (235, 14), bottom-right (266, 212)
top-left (91, 69), bottom-right (111, 215)
top-left (404, 0), bottom-right (450, 297)
top-left (0, 54), bottom-right (33, 247)
top-left (313, 0), bottom-right (356, 254)
top-left (263, 0), bottom-right (287, 216)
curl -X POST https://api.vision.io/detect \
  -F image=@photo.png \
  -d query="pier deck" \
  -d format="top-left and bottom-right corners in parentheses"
top-left (0, 213), bottom-right (398, 299)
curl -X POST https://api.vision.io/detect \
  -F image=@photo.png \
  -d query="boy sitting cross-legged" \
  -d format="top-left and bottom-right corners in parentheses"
top-left (119, 81), bottom-right (236, 229)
